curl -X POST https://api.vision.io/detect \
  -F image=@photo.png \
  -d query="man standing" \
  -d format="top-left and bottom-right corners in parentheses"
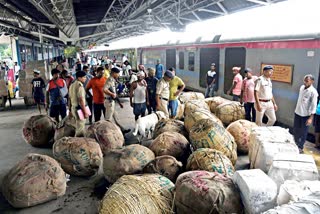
top-left (104, 67), bottom-right (130, 133)
top-left (86, 67), bottom-right (106, 122)
top-left (69, 71), bottom-right (88, 137)
top-left (31, 70), bottom-right (45, 114)
top-left (293, 74), bottom-right (318, 153)
top-left (83, 65), bottom-right (93, 124)
top-left (156, 70), bottom-right (173, 117)
top-left (155, 59), bottom-right (164, 80)
top-left (14, 62), bottom-right (20, 81)
top-left (130, 71), bottom-right (148, 121)
top-left (240, 68), bottom-right (258, 122)
top-left (205, 63), bottom-right (216, 98)
top-left (254, 65), bottom-right (277, 126)
top-left (145, 68), bottom-right (158, 114)
top-left (168, 68), bottom-right (185, 119)
top-left (227, 67), bottom-right (243, 101)
top-left (46, 69), bottom-right (68, 122)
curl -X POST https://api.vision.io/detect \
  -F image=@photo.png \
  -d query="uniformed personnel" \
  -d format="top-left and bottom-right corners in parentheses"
top-left (103, 67), bottom-right (130, 133)
top-left (156, 70), bottom-right (173, 117)
top-left (254, 65), bottom-right (278, 126)
top-left (69, 71), bottom-right (88, 137)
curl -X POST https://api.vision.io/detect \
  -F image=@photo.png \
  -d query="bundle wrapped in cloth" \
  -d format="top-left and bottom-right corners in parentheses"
top-left (2, 153), bottom-right (68, 208)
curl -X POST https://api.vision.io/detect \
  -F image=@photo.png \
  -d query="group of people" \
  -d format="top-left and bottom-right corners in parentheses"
top-left (206, 63), bottom-right (319, 153)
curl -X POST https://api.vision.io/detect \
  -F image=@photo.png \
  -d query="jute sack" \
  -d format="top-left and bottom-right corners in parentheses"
top-left (189, 119), bottom-right (237, 165)
top-left (22, 115), bottom-right (56, 147)
top-left (103, 144), bottom-right (155, 183)
top-left (175, 171), bottom-right (243, 214)
top-left (85, 120), bottom-right (124, 155)
top-left (2, 153), bottom-right (67, 208)
top-left (175, 101), bottom-right (185, 120)
top-left (178, 92), bottom-right (205, 104)
top-left (53, 137), bottom-right (103, 176)
top-left (143, 155), bottom-right (182, 182)
top-left (186, 148), bottom-right (235, 177)
top-left (99, 174), bottom-right (174, 214)
top-left (54, 116), bottom-right (76, 141)
top-left (153, 118), bottom-right (188, 139)
top-left (184, 100), bottom-right (210, 115)
top-left (204, 96), bottom-right (231, 113)
top-left (215, 102), bottom-right (245, 126)
top-left (184, 109), bottom-right (223, 132)
top-left (149, 131), bottom-right (190, 162)
top-left (226, 119), bottom-right (258, 154)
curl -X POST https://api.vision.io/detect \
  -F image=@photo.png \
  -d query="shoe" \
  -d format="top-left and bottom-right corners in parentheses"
top-left (299, 148), bottom-right (304, 154)
top-left (122, 129), bottom-right (131, 134)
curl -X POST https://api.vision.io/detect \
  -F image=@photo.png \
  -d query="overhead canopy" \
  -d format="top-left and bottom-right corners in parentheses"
top-left (0, 0), bottom-right (287, 46)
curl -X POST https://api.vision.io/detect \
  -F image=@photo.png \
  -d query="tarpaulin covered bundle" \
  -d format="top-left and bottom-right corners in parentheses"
top-left (86, 120), bottom-right (124, 155)
top-left (226, 119), bottom-right (257, 154)
top-left (186, 148), bottom-right (235, 177)
top-left (2, 153), bottom-right (67, 208)
top-left (175, 171), bottom-right (243, 214)
top-left (22, 115), bottom-right (56, 147)
top-left (143, 155), bottom-right (182, 182)
top-left (205, 96), bottom-right (231, 114)
top-left (53, 137), bottom-right (103, 176)
top-left (99, 174), bottom-right (174, 214)
top-left (189, 119), bottom-right (237, 165)
top-left (103, 144), bottom-right (155, 183)
top-left (184, 100), bottom-right (210, 116)
top-left (153, 118), bottom-right (188, 139)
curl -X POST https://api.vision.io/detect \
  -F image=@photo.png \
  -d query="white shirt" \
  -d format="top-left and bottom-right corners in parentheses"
top-left (295, 85), bottom-right (318, 117)
top-left (254, 75), bottom-right (273, 100)
top-left (207, 70), bottom-right (216, 77)
top-left (14, 65), bottom-right (20, 75)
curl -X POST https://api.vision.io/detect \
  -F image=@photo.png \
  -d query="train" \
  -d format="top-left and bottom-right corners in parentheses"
top-left (102, 33), bottom-right (320, 128)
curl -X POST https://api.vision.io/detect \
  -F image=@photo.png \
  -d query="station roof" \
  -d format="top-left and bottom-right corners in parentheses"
top-left (0, 0), bottom-right (287, 47)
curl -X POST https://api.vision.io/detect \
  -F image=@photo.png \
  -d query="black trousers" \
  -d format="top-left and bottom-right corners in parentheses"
top-left (147, 98), bottom-right (157, 114)
top-left (93, 103), bottom-right (106, 122)
top-left (86, 97), bottom-right (93, 123)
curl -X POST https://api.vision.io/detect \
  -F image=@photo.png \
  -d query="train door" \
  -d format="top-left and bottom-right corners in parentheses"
top-left (166, 49), bottom-right (176, 70)
top-left (199, 48), bottom-right (220, 89)
top-left (224, 47), bottom-right (246, 93)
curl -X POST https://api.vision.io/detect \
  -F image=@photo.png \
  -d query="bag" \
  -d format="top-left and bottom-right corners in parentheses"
top-left (316, 100), bottom-right (320, 115)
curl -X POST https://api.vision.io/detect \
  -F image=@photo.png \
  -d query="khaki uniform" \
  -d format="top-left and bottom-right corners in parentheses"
top-left (103, 76), bottom-right (125, 130)
top-left (254, 75), bottom-right (276, 126)
top-left (69, 80), bottom-right (86, 136)
top-left (156, 78), bottom-right (170, 117)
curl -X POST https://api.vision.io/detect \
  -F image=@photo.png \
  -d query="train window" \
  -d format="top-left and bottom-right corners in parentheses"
top-left (188, 52), bottom-right (195, 71)
top-left (179, 52), bottom-right (184, 70)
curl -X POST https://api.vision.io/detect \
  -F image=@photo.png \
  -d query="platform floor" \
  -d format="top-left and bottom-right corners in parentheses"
top-left (0, 97), bottom-right (284, 213)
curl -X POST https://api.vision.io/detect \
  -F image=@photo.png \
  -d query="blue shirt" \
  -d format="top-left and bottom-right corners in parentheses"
top-left (155, 64), bottom-right (164, 80)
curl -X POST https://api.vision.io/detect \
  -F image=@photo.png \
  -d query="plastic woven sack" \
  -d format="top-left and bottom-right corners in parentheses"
top-left (204, 96), bottom-right (231, 113)
top-left (2, 153), bottom-right (67, 208)
top-left (22, 115), bottom-right (56, 147)
top-left (54, 116), bottom-right (76, 141)
top-left (53, 137), bottom-right (103, 176)
top-left (103, 144), bottom-right (155, 183)
top-left (99, 174), bottom-right (174, 214)
top-left (184, 100), bottom-right (210, 116)
top-left (143, 155), bottom-right (182, 182)
top-left (85, 120), bottom-right (124, 155)
top-left (175, 171), bottom-right (243, 214)
top-left (179, 92), bottom-right (205, 104)
top-left (189, 119), bottom-right (237, 165)
top-left (226, 119), bottom-right (257, 154)
top-left (215, 102), bottom-right (245, 125)
top-left (186, 148), bottom-right (235, 177)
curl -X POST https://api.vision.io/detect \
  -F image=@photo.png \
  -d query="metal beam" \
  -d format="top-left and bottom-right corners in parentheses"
top-left (77, 31), bottom-right (112, 41)
top-left (246, 0), bottom-right (269, 6)
top-left (78, 23), bottom-right (108, 28)
top-left (0, 20), bottom-right (29, 33)
top-left (217, 2), bottom-right (228, 14)
top-left (198, 8), bottom-right (224, 15)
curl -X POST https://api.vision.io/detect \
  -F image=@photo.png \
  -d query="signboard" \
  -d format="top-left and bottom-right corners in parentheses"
top-left (260, 63), bottom-right (293, 84)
